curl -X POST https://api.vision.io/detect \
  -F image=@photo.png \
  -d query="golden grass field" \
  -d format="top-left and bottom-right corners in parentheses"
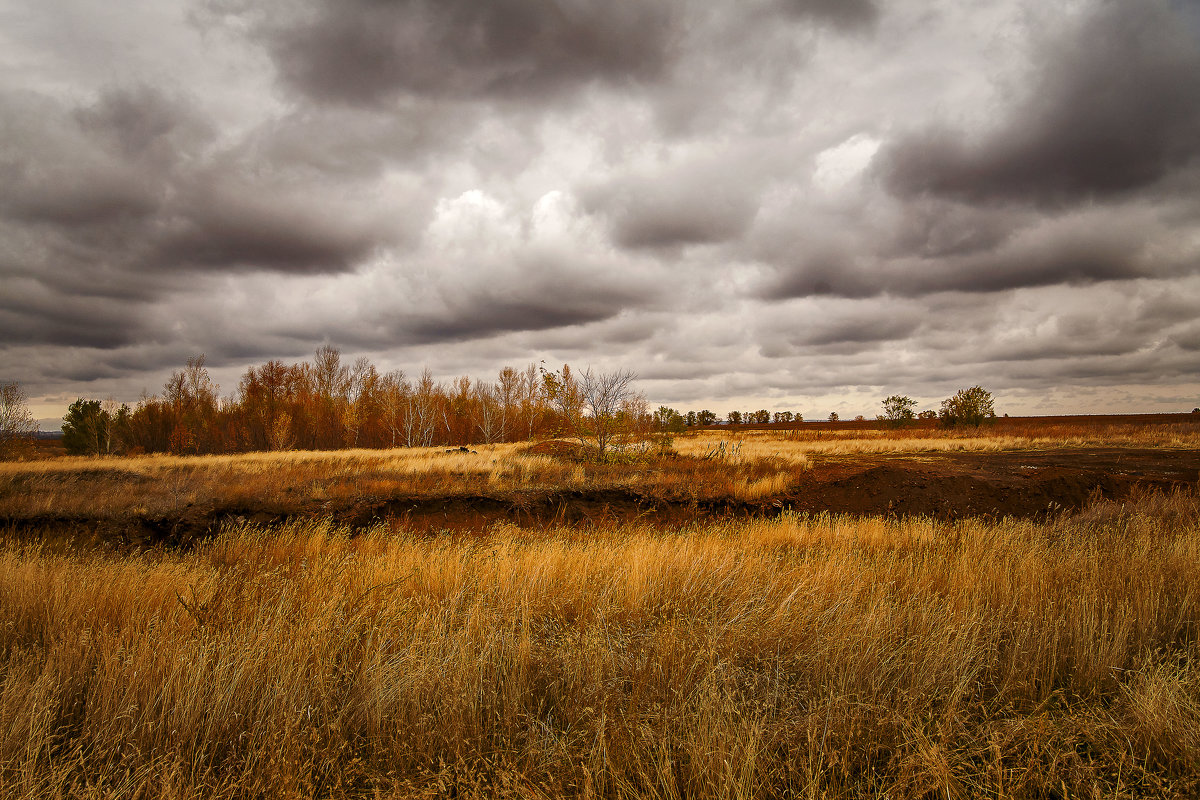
top-left (2, 420), bottom-right (1199, 798)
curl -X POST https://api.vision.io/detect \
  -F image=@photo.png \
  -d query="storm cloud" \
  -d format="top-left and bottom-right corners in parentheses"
top-left (878, 1), bottom-right (1200, 206)
top-left (2, 0), bottom-right (1199, 426)
top-left (234, 0), bottom-right (676, 106)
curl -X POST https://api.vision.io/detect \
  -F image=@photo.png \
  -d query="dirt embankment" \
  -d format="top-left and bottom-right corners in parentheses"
top-left (6, 447), bottom-right (1198, 549)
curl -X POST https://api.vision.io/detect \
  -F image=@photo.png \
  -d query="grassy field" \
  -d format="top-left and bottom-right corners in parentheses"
top-left (2, 420), bottom-right (1199, 798)
top-left (2, 492), bottom-right (1198, 798)
top-left (3, 418), bottom-right (1199, 519)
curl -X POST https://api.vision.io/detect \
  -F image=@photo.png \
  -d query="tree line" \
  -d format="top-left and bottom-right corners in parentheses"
top-left (60, 348), bottom-right (660, 457)
top-left (7, 357), bottom-right (1001, 460)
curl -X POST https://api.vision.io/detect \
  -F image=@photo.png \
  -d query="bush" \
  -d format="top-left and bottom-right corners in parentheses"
top-left (939, 386), bottom-right (996, 427)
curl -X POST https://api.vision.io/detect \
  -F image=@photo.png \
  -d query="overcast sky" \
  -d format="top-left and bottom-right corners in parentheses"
top-left (3, 0), bottom-right (1200, 428)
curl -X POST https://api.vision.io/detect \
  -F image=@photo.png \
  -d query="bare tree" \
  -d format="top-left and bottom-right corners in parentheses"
top-left (497, 366), bottom-right (521, 442)
top-left (379, 370), bottom-right (408, 448)
top-left (578, 367), bottom-right (638, 458)
top-left (407, 368), bottom-right (439, 447)
top-left (0, 381), bottom-right (37, 459)
top-left (520, 362), bottom-right (544, 440)
top-left (472, 380), bottom-right (502, 444)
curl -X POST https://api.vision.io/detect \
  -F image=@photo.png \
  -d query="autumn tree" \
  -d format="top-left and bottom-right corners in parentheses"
top-left (238, 359), bottom-right (302, 451)
top-left (696, 410), bottom-right (718, 426)
top-left (542, 364), bottom-right (584, 442)
top-left (345, 356), bottom-right (378, 447)
top-left (163, 355), bottom-right (219, 454)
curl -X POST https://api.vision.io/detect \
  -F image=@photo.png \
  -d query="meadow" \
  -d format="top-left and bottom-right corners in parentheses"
top-left (1, 418), bottom-right (1199, 798)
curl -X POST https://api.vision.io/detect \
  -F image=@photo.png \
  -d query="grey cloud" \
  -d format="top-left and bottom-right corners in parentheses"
top-left (761, 249), bottom-right (878, 299)
top-left (778, 0), bottom-right (877, 31)
top-left (792, 313), bottom-right (920, 348)
top-left (73, 85), bottom-right (214, 165)
top-left (0, 280), bottom-right (147, 349)
top-left (761, 206), bottom-right (1164, 300)
top-left (246, 105), bottom-right (466, 178)
top-left (0, 85), bottom-right (409, 352)
top-left (881, 200), bottom-right (1026, 261)
top-left (1169, 324), bottom-right (1200, 352)
top-left (877, 0), bottom-right (1200, 206)
top-left (0, 89), bottom-right (190, 227)
top-left (582, 161), bottom-right (762, 249)
top-left (402, 297), bottom-right (620, 345)
top-left (235, 0), bottom-right (676, 107)
top-left (152, 179), bottom-right (385, 273)
top-left (395, 266), bottom-right (651, 344)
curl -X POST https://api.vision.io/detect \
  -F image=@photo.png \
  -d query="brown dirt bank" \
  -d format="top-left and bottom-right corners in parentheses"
top-left (5, 447), bottom-right (1197, 549)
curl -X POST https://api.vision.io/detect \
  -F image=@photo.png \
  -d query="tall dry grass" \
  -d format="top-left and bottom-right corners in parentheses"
top-left (2, 491), bottom-right (1198, 798)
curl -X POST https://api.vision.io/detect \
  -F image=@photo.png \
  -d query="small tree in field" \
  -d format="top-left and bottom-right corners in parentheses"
top-left (579, 367), bottom-right (641, 459)
top-left (879, 395), bottom-right (917, 427)
top-left (939, 386), bottom-right (996, 427)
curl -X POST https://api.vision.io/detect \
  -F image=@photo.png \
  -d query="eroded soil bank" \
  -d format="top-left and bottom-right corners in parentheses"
top-left (6, 448), bottom-right (1198, 549)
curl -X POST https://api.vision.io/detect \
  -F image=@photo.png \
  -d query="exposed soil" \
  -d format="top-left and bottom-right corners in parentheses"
top-left (786, 447), bottom-right (1199, 519)
top-left (6, 447), bottom-right (1198, 549)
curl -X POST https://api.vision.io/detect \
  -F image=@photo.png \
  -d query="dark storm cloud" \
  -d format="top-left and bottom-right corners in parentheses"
top-left (762, 251), bottom-right (876, 299)
top-left (391, 264), bottom-right (651, 346)
top-left (760, 207), bottom-right (1164, 300)
top-left (0, 88), bottom-right (193, 227)
top-left (877, 0), bottom-right (1200, 207)
top-left (0, 280), bottom-right (147, 349)
top-left (0, 85), bottom-right (406, 349)
top-left (151, 178), bottom-right (384, 273)
top-left (583, 161), bottom-right (762, 249)
top-left (401, 295), bottom-right (624, 344)
top-left (779, 0), bottom-right (877, 31)
top-left (233, 0), bottom-right (675, 106)
top-left (791, 312), bottom-right (920, 348)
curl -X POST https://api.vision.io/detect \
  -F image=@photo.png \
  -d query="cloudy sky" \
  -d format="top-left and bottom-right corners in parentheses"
top-left (3, 0), bottom-right (1200, 428)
